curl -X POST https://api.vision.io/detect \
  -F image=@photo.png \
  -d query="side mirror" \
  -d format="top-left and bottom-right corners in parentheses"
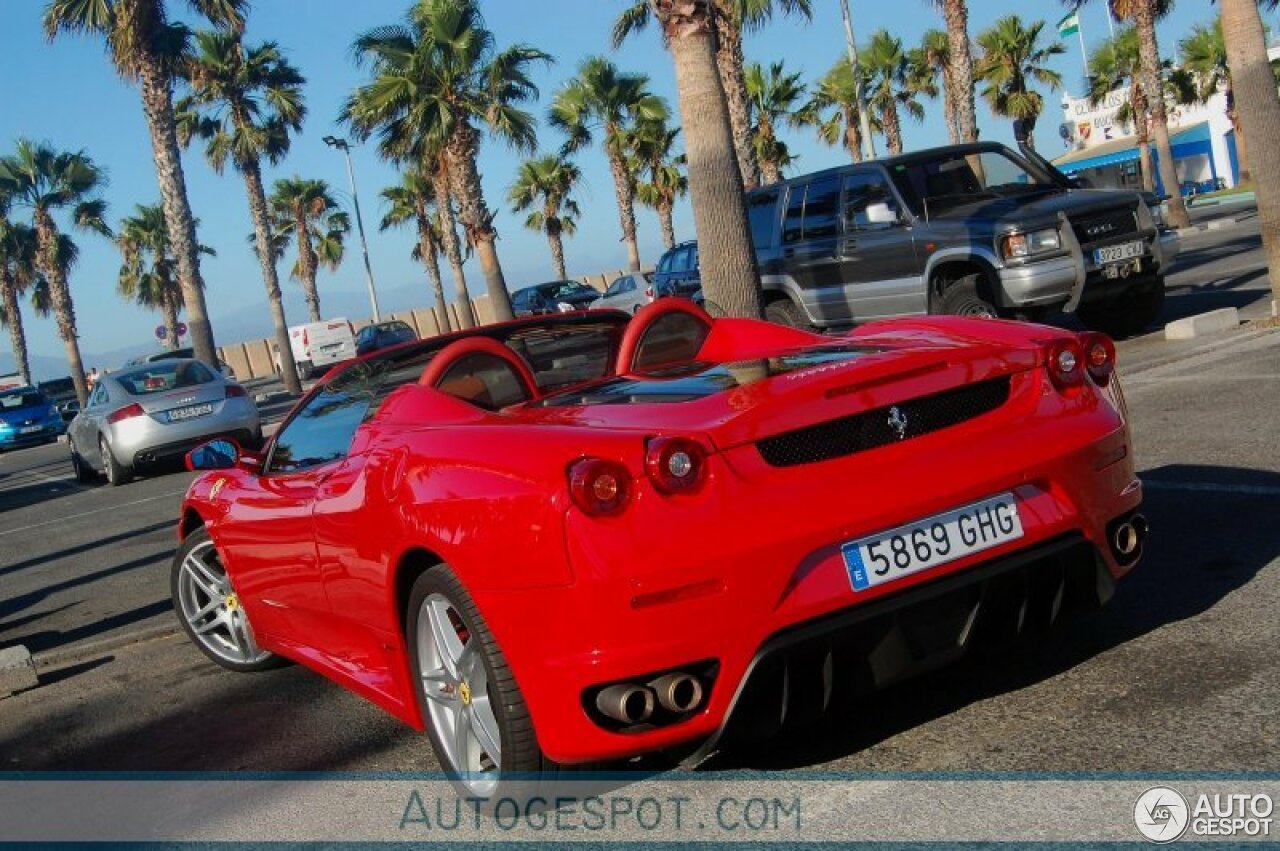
top-left (864, 201), bottom-right (900, 225)
top-left (185, 438), bottom-right (242, 472)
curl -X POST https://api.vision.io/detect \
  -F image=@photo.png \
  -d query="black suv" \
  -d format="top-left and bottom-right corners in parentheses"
top-left (653, 241), bottom-right (704, 299)
top-left (510, 281), bottom-right (602, 316)
top-left (744, 141), bottom-right (1178, 337)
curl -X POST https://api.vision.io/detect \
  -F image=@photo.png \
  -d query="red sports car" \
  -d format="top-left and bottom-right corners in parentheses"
top-left (172, 300), bottom-right (1145, 796)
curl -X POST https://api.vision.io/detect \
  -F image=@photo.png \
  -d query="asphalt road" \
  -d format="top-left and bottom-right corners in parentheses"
top-left (1, 203), bottom-right (1277, 779)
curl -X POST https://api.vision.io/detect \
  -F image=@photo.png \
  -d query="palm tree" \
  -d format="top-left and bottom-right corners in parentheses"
top-left (268, 177), bottom-right (349, 323)
top-left (0, 142), bottom-right (110, 406)
top-left (927, 0), bottom-right (979, 143)
top-left (863, 31), bottom-right (935, 155)
top-left (1219, 0), bottom-right (1280, 308)
top-left (508, 155), bottom-right (582, 280)
top-left (975, 15), bottom-right (1065, 150)
top-left (631, 121), bottom-right (687, 250)
top-left (0, 211), bottom-right (43, 386)
top-left (43, 0), bottom-right (245, 370)
top-left (379, 170), bottom-right (455, 333)
top-left (744, 61), bottom-right (806, 185)
top-left (117, 202), bottom-right (213, 349)
top-left (1089, 27), bottom-right (1156, 191)
top-left (649, 0), bottom-right (762, 319)
top-left (614, 0), bottom-right (812, 191)
top-left (176, 30), bottom-right (305, 394)
top-left (550, 57), bottom-right (667, 272)
top-left (800, 56), bottom-right (878, 163)
top-left (1181, 20), bottom-right (1248, 179)
top-left (345, 0), bottom-right (551, 324)
top-left (922, 29), bottom-right (960, 144)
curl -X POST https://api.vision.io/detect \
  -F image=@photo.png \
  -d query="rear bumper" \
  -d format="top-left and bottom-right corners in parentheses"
top-left (108, 398), bottom-right (261, 468)
top-left (0, 424), bottom-right (62, 448)
top-left (129, 428), bottom-right (259, 468)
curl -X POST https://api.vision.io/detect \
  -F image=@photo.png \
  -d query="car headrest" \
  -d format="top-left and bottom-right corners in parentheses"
top-left (418, 336), bottom-right (539, 410)
top-left (614, 298), bottom-right (714, 375)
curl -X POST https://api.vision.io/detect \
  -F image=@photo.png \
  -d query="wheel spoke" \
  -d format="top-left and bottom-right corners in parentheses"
top-left (469, 697), bottom-right (502, 765)
top-left (421, 666), bottom-right (458, 705)
top-left (183, 553), bottom-right (223, 597)
top-left (453, 706), bottom-right (476, 771)
top-left (190, 598), bottom-right (222, 621)
top-left (194, 611), bottom-right (227, 635)
top-left (426, 601), bottom-right (464, 678)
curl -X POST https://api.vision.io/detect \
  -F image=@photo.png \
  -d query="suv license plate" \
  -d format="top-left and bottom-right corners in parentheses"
top-left (842, 493), bottom-right (1024, 592)
top-left (167, 403), bottom-right (213, 422)
top-left (1094, 240), bottom-right (1144, 265)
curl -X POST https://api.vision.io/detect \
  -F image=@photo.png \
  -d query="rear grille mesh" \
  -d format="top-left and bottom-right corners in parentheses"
top-left (756, 376), bottom-right (1012, 467)
top-left (1071, 209), bottom-right (1138, 244)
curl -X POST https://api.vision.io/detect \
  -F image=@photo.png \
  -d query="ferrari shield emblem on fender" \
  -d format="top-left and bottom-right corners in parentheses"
top-left (210, 477), bottom-right (227, 499)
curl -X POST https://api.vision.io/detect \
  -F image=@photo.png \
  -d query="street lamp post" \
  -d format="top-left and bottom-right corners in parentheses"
top-left (839, 0), bottom-right (877, 161)
top-left (323, 135), bottom-right (381, 323)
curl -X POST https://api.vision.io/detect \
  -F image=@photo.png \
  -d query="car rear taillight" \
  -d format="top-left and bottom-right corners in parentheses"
top-left (225, 384), bottom-right (247, 398)
top-left (568, 458), bottom-right (632, 516)
top-left (302, 328), bottom-right (309, 348)
top-left (645, 285), bottom-right (654, 302)
top-left (645, 437), bottom-right (707, 494)
top-left (1045, 339), bottom-right (1085, 393)
top-left (1080, 332), bottom-right (1116, 387)
top-left (107, 403), bottom-right (146, 424)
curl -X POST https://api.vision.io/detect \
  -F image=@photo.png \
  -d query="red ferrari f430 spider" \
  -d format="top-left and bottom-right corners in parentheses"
top-left (173, 300), bottom-right (1145, 796)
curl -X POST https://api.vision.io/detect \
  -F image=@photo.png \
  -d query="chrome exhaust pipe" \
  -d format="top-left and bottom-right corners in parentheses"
top-left (595, 684), bottom-right (655, 725)
top-left (649, 672), bottom-right (704, 714)
top-left (1114, 521), bottom-right (1140, 557)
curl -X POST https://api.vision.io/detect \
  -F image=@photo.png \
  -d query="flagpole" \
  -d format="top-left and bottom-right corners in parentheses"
top-left (1078, 20), bottom-right (1089, 77)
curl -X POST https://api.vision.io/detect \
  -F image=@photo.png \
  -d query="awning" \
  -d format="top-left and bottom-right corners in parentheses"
top-left (1053, 122), bottom-right (1212, 173)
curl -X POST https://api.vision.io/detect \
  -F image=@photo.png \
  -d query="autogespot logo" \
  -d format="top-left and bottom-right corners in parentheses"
top-left (1134, 787), bottom-right (1190, 844)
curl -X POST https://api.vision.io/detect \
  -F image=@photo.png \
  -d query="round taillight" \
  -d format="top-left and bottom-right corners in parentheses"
top-left (568, 458), bottom-right (632, 516)
top-left (1080, 332), bottom-right (1116, 386)
top-left (1045, 339), bottom-right (1085, 392)
top-left (645, 437), bottom-right (707, 494)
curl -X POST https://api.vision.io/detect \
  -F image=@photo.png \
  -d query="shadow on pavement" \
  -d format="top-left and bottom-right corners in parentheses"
top-left (704, 463), bottom-right (1280, 771)
top-left (0, 519), bottom-right (174, 579)
top-left (15, 599), bottom-right (174, 655)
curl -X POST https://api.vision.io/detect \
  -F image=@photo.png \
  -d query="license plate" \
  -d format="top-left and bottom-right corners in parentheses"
top-left (321, 343), bottom-right (342, 351)
top-left (20, 425), bottom-right (42, 434)
top-left (1094, 240), bottom-right (1144, 265)
top-left (167, 403), bottom-right (213, 422)
top-left (842, 493), bottom-right (1024, 592)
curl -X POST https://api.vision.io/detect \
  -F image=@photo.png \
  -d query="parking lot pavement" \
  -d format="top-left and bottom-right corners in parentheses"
top-left (0, 216), bottom-right (1276, 778)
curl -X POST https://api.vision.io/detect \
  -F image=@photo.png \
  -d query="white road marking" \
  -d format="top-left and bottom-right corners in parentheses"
top-left (1142, 480), bottom-right (1280, 497)
top-left (0, 490), bottom-right (185, 538)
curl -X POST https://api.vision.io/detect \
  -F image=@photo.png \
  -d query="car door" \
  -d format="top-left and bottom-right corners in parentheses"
top-left (780, 175), bottom-right (844, 320)
top-left (74, 382), bottom-right (108, 464)
top-left (836, 168), bottom-right (925, 319)
top-left (212, 365), bottom-right (380, 644)
top-left (599, 276), bottom-right (624, 309)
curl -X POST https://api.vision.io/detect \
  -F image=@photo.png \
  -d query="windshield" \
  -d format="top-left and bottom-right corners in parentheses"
top-left (0, 390), bottom-right (47, 411)
top-left (540, 282), bottom-right (596, 300)
top-left (891, 149), bottom-right (1055, 216)
top-left (116, 361), bottom-right (216, 396)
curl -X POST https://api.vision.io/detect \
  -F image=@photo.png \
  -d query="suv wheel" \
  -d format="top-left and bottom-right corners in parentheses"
top-left (764, 298), bottom-right (808, 329)
top-left (936, 274), bottom-right (1000, 319)
top-left (1076, 283), bottom-right (1165, 339)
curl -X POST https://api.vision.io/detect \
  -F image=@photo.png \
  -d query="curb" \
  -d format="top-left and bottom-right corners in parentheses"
top-left (30, 622), bottom-right (181, 670)
top-left (253, 390), bottom-right (292, 405)
top-left (1123, 325), bottom-right (1277, 378)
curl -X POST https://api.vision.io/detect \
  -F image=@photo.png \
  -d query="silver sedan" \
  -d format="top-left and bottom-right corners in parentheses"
top-left (67, 358), bottom-right (262, 486)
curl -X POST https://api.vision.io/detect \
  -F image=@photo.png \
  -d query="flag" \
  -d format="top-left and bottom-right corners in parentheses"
top-left (1057, 9), bottom-right (1081, 38)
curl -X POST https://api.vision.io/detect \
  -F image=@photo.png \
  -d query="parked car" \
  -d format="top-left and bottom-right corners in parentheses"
top-left (510, 281), bottom-right (601, 316)
top-left (746, 141), bottom-right (1179, 338)
top-left (67, 358), bottom-right (261, 486)
top-left (355, 320), bottom-right (418, 356)
top-left (174, 302), bottom-right (1144, 799)
top-left (36, 377), bottom-right (80, 421)
top-left (125, 347), bottom-right (236, 381)
top-left (591, 272), bottom-right (653, 314)
top-left (274, 319), bottom-right (357, 381)
top-left (0, 386), bottom-right (65, 451)
top-left (652, 241), bottom-right (704, 301)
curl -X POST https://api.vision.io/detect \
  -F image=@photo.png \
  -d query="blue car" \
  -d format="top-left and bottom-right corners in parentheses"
top-left (0, 386), bottom-right (65, 451)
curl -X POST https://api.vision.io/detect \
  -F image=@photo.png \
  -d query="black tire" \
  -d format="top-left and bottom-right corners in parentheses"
top-left (406, 563), bottom-right (556, 799)
top-left (99, 435), bottom-right (132, 487)
top-left (69, 439), bottom-right (97, 483)
top-left (171, 526), bottom-right (288, 673)
top-left (935, 274), bottom-right (1000, 318)
top-left (764, 297), bottom-right (808, 329)
top-left (1076, 283), bottom-right (1165, 339)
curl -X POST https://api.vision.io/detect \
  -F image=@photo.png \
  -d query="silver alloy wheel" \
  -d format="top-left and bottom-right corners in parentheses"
top-left (99, 437), bottom-right (114, 483)
top-left (417, 593), bottom-right (502, 796)
top-left (176, 540), bottom-right (271, 666)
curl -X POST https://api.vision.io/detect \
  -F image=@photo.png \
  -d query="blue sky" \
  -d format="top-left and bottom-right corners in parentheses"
top-left (0, 0), bottom-right (1254, 369)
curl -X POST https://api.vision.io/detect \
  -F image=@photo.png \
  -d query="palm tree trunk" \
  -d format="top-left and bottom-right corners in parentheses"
top-left (547, 229), bottom-right (567, 280)
top-left (942, 67), bottom-right (960, 144)
top-left (660, 0), bottom-right (762, 319)
top-left (760, 156), bottom-right (782, 186)
top-left (430, 166), bottom-right (475, 330)
top-left (1133, 85), bottom-right (1155, 192)
top-left (446, 122), bottom-right (513, 322)
top-left (1, 272), bottom-right (31, 385)
top-left (416, 216), bottom-right (452, 335)
top-left (1220, 0), bottom-right (1280, 311)
top-left (137, 54), bottom-right (218, 369)
top-left (658, 198), bottom-right (676, 250)
top-left (1227, 90), bottom-right (1249, 181)
top-left (944, 0), bottom-right (978, 144)
top-left (241, 162), bottom-right (301, 395)
top-left (1133, 2), bottom-right (1190, 228)
top-left (844, 106), bottom-right (862, 163)
top-left (33, 213), bottom-right (88, 406)
top-left (162, 287), bottom-right (181, 352)
top-left (294, 216), bottom-right (322, 322)
top-left (883, 104), bottom-right (904, 155)
top-left (709, 2), bottom-right (760, 191)
top-left (605, 141), bottom-right (642, 272)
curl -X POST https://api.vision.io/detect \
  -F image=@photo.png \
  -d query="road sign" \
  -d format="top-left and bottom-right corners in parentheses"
top-left (176, 322), bottom-right (188, 338)
top-left (155, 325), bottom-right (167, 341)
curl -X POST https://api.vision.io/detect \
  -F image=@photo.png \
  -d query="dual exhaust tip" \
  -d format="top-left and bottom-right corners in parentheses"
top-left (595, 672), bottom-right (705, 726)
